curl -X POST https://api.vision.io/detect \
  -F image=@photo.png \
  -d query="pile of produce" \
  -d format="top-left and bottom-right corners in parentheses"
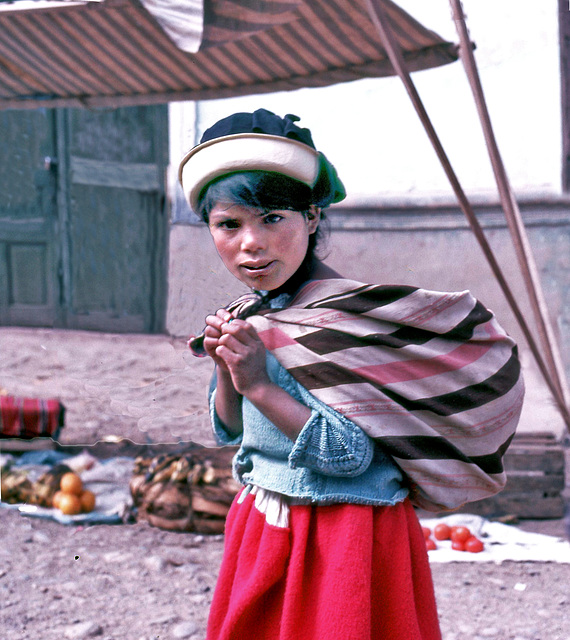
top-left (52, 472), bottom-right (96, 515)
top-left (130, 449), bottom-right (241, 534)
top-left (1, 454), bottom-right (96, 515)
top-left (422, 522), bottom-right (485, 553)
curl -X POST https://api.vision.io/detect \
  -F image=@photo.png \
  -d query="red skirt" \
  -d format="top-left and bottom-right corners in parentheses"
top-left (206, 487), bottom-right (441, 640)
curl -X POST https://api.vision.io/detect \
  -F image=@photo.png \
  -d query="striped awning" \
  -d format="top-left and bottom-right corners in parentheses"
top-left (0, 0), bottom-right (459, 110)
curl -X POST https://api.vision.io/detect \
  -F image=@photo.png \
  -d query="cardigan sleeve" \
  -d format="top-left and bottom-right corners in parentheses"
top-left (288, 408), bottom-right (374, 477)
top-left (208, 375), bottom-right (243, 446)
top-left (278, 362), bottom-right (375, 477)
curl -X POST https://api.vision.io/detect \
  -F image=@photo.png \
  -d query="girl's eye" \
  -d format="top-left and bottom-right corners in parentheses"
top-left (262, 213), bottom-right (284, 224)
top-left (215, 219), bottom-right (240, 230)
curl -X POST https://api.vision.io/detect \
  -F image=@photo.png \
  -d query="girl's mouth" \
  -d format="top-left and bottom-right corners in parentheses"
top-left (241, 261), bottom-right (274, 274)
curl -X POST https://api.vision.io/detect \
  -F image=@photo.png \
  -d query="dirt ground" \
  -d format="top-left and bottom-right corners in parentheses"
top-left (1, 327), bottom-right (569, 640)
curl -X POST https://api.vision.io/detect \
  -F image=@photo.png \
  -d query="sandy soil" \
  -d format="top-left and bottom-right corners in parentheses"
top-left (1, 327), bottom-right (569, 640)
top-left (0, 327), bottom-right (216, 448)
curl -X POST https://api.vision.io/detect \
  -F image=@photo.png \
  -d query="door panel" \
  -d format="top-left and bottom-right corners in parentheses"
top-left (63, 106), bottom-right (167, 333)
top-left (9, 243), bottom-right (48, 304)
top-left (67, 186), bottom-right (157, 332)
top-left (0, 109), bottom-right (58, 326)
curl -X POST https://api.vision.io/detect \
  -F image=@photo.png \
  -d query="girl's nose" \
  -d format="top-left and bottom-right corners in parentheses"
top-left (240, 224), bottom-right (266, 252)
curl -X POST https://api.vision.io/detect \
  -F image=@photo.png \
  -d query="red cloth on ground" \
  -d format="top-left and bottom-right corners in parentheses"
top-left (0, 395), bottom-right (64, 439)
top-left (207, 491), bottom-right (441, 640)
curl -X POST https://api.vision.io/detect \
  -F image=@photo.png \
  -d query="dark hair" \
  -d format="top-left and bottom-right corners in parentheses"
top-left (198, 171), bottom-right (329, 261)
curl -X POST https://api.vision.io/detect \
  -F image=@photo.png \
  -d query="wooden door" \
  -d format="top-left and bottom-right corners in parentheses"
top-left (0, 109), bottom-right (60, 327)
top-left (59, 106), bottom-right (168, 333)
top-left (0, 105), bottom-right (168, 333)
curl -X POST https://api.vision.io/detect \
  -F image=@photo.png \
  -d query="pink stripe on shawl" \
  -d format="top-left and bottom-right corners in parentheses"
top-left (257, 327), bottom-right (298, 350)
top-left (353, 340), bottom-right (494, 386)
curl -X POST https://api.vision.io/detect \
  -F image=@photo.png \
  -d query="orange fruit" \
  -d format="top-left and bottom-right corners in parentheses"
top-left (58, 493), bottom-right (82, 515)
top-left (52, 490), bottom-right (65, 509)
top-left (79, 490), bottom-right (96, 513)
top-left (60, 472), bottom-right (83, 496)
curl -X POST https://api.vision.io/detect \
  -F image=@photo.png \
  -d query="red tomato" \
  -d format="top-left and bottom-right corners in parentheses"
top-left (421, 526), bottom-right (432, 540)
top-left (451, 540), bottom-right (465, 551)
top-left (433, 523), bottom-right (452, 541)
top-left (425, 538), bottom-right (437, 551)
top-left (450, 526), bottom-right (471, 544)
top-left (465, 536), bottom-right (484, 553)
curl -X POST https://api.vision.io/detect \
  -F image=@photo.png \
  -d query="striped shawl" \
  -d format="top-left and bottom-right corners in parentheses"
top-left (193, 279), bottom-right (525, 512)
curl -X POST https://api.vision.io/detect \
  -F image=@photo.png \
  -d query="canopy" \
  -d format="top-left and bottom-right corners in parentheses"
top-left (0, 0), bottom-right (458, 110)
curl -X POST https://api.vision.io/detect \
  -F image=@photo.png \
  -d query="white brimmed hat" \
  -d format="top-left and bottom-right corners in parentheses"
top-left (179, 133), bottom-right (321, 212)
top-left (178, 109), bottom-right (345, 212)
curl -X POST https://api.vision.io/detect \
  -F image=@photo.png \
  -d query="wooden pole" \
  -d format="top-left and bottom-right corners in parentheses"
top-left (363, 0), bottom-right (570, 429)
top-left (449, 0), bottom-right (570, 419)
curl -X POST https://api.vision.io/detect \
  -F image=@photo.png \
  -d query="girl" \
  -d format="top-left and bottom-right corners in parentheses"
top-left (179, 109), bottom-right (523, 640)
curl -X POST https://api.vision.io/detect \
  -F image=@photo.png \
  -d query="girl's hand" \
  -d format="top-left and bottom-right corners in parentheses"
top-left (204, 308), bottom-right (244, 436)
top-left (215, 318), bottom-right (271, 396)
top-left (203, 308), bottom-right (234, 370)
top-left (205, 310), bottom-right (312, 442)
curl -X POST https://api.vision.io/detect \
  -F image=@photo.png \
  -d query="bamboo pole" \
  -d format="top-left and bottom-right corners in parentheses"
top-left (364, 0), bottom-right (570, 429)
top-left (449, 0), bottom-right (570, 418)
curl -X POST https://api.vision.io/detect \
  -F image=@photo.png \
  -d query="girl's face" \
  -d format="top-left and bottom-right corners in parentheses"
top-left (208, 203), bottom-right (319, 290)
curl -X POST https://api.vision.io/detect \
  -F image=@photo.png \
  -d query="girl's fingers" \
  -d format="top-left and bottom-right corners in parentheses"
top-left (203, 336), bottom-right (229, 370)
top-left (215, 341), bottom-right (270, 395)
top-left (217, 308), bottom-right (234, 321)
top-left (217, 332), bottom-right (249, 354)
top-left (204, 324), bottom-right (221, 337)
top-left (203, 335), bottom-right (220, 350)
top-left (205, 308), bottom-right (233, 331)
top-left (217, 327), bottom-right (266, 365)
top-left (207, 316), bottom-right (267, 391)
top-left (214, 345), bottom-right (244, 371)
top-left (205, 316), bottom-right (224, 332)
top-left (219, 318), bottom-right (260, 344)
